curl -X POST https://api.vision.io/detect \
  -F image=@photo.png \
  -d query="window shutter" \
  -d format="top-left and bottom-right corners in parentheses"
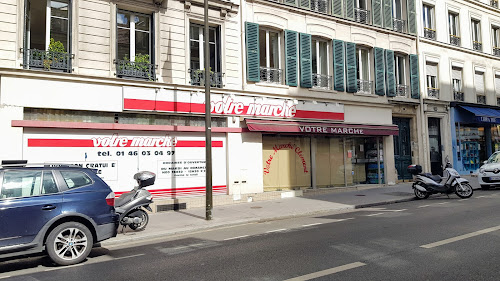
top-left (385, 50), bottom-right (396, 97)
top-left (299, 0), bottom-right (310, 9)
top-left (372, 0), bottom-right (383, 27)
top-left (333, 39), bottom-right (345, 92)
top-left (332, 0), bottom-right (343, 17)
top-left (452, 67), bottom-right (462, 80)
top-left (345, 42), bottom-right (357, 93)
top-left (374, 47), bottom-right (385, 96)
top-left (426, 63), bottom-right (437, 77)
top-left (475, 72), bottom-right (485, 95)
top-left (245, 22), bottom-right (260, 82)
top-left (300, 33), bottom-right (312, 88)
top-left (284, 0), bottom-right (298, 6)
top-left (285, 30), bottom-right (298, 87)
top-left (407, 0), bottom-right (416, 35)
top-left (345, 0), bottom-right (355, 20)
top-left (409, 54), bottom-right (420, 99)
top-left (383, 0), bottom-right (393, 29)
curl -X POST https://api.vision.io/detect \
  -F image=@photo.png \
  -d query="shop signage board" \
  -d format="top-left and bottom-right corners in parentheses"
top-left (122, 87), bottom-right (345, 121)
top-left (23, 130), bottom-right (227, 198)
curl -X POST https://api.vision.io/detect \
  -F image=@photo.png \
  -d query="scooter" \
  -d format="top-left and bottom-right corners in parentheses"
top-left (407, 162), bottom-right (473, 199)
top-left (115, 171), bottom-right (155, 231)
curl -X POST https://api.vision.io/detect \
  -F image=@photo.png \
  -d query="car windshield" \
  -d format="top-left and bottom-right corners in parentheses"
top-left (487, 152), bottom-right (500, 163)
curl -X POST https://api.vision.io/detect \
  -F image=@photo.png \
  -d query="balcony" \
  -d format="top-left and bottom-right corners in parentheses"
top-left (424, 27), bottom-right (436, 40)
top-left (454, 91), bottom-right (464, 101)
top-left (449, 34), bottom-right (461, 47)
top-left (494, 47), bottom-right (500, 57)
top-left (354, 8), bottom-right (370, 25)
top-left (357, 79), bottom-right (373, 94)
top-left (24, 49), bottom-right (72, 72)
top-left (491, 0), bottom-right (498, 8)
top-left (116, 59), bottom-right (156, 80)
top-left (393, 18), bottom-right (406, 33)
top-left (310, 0), bottom-right (329, 14)
top-left (396, 84), bottom-right (409, 97)
top-left (497, 97), bottom-right (500, 106)
top-left (188, 69), bottom-right (224, 88)
top-left (427, 88), bottom-right (439, 99)
top-left (260, 67), bottom-right (283, 84)
top-left (312, 73), bottom-right (332, 90)
top-left (477, 95), bottom-right (486, 104)
top-left (473, 41), bottom-right (483, 52)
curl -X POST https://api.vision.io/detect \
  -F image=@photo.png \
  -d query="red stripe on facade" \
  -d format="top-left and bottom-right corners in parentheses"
top-left (124, 99), bottom-right (156, 111)
top-left (294, 111), bottom-right (344, 121)
top-left (27, 139), bottom-right (224, 147)
top-left (115, 185), bottom-right (227, 198)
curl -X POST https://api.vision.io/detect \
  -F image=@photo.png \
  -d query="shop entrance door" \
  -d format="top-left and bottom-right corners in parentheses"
top-left (428, 118), bottom-right (443, 176)
top-left (393, 117), bottom-right (412, 180)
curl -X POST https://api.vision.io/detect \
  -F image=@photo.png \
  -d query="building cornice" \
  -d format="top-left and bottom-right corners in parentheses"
top-left (419, 38), bottom-right (500, 61)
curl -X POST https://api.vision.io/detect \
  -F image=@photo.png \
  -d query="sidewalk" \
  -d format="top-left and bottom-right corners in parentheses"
top-left (102, 181), bottom-right (420, 246)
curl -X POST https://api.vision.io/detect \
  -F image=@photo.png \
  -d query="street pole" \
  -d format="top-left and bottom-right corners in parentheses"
top-left (204, 0), bottom-right (213, 220)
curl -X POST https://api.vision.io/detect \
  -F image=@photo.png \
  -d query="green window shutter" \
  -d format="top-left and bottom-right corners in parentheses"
top-left (284, 0), bottom-right (298, 6)
top-left (333, 39), bottom-right (345, 92)
top-left (345, 0), bottom-right (355, 20)
top-left (407, 0), bottom-right (416, 34)
top-left (332, 0), bottom-right (343, 17)
top-left (345, 42), bottom-right (357, 93)
top-left (383, 0), bottom-right (393, 29)
top-left (299, 0), bottom-right (310, 9)
top-left (245, 22), bottom-right (260, 82)
top-left (385, 50), bottom-right (396, 97)
top-left (285, 30), bottom-right (298, 87)
top-left (372, 0), bottom-right (382, 27)
top-left (374, 47), bottom-right (385, 96)
top-left (409, 54), bottom-right (420, 99)
top-left (299, 33), bottom-right (312, 88)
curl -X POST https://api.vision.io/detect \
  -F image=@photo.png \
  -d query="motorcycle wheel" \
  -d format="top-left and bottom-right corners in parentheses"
top-left (414, 186), bottom-right (429, 199)
top-left (455, 183), bottom-right (473, 199)
top-left (128, 209), bottom-right (149, 231)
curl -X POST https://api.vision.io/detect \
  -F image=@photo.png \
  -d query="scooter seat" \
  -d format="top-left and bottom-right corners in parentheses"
top-left (421, 173), bottom-right (442, 183)
top-left (115, 192), bottom-right (134, 207)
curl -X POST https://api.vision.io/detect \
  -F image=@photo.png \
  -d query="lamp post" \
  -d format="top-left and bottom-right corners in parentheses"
top-left (204, 0), bottom-right (213, 220)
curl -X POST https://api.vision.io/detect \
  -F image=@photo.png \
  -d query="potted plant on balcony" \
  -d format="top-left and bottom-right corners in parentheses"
top-left (43, 38), bottom-right (66, 70)
top-left (119, 54), bottom-right (154, 80)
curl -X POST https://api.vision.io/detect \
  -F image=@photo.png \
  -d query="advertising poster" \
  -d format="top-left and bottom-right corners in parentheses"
top-left (22, 129), bottom-right (227, 198)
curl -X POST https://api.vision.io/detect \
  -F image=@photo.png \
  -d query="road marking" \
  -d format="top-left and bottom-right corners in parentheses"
top-left (336, 218), bottom-right (354, 222)
top-left (437, 202), bottom-right (449, 205)
top-left (418, 205), bottom-right (431, 208)
top-left (302, 223), bottom-right (324, 227)
top-left (388, 209), bottom-right (407, 212)
top-left (266, 229), bottom-right (287, 233)
top-left (223, 235), bottom-right (250, 241)
top-left (476, 196), bottom-right (488, 198)
top-left (365, 213), bottom-right (384, 217)
top-left (420, 225), bottom-right (500, 249)
top-left (283, 262), bottom-right (366, 281)
top-left (458, 199), bottom-right (468, 201)
top-left (0, 276), bottom-right (11, 280)
top-left (115, 253), bottom-right (145, 260)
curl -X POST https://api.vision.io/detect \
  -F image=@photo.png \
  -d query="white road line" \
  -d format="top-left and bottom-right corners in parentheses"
top-left (476, 196), bottom-right (488, 198)
top-left (266, 229), bottom-right (287, 233)
top-left (115, 253), bottom-right (145, 260)
top-left (0, 276), bottom-right (11, 280)
top-left (418, 205), bottom-right (431, 208)
top-left (223, 235), bottom-right (250, 241)
top-left (388, 209), bottom-right (407, 212)
top-left (365, 213), bottom-right (384, 217)
top-left (420, 225), bottom-right (500, 249)
top-left (302, 223), bottom-right (324, 227)
top-left (437, 202), bottom-right (449, 205)
top-left (336, 218), bottom-right (354, 222)
top-left (283, 262), bottom-right (366, 281)
top-left (458, 199), bottom-right (468, 201)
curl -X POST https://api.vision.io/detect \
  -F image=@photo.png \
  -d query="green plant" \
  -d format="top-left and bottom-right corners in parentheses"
top-left (119, 53), bottom-right (154, 80)
top-left (42, 38), bottom-right (67, 70)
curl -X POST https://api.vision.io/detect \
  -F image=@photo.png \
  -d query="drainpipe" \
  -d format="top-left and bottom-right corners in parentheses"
top-left (415, 0), bottom-right (428, 172)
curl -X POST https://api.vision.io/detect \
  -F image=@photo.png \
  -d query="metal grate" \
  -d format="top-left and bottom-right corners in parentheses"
top-left (25, 49), bottom-right (72, 72)
top-left (491, 0), bottom-right (498, 7)
top-left (424, 28), bottom-right (436, 40)
top-left (354, 8), bottom-right (370, 24)
top-left (396, 84), bottom-right (409, 97)
top-left (312, 73), bottom-right (332, 89)
top-left (116, 59), bottom-right (156, 80)
top-left (494, 47), bottom-right (500, 57)
top-left (454, 91), bottom-right (464, 101)
top-left (450, 35), bottom-right (461, 47)
top-left (188, 69), bottom-right (224, 88)
top-left (156, 203), bottom-right (187, 212)
top-left (357, 79), bottom-right (373, 94)
top-left (427, 88), bottom-right (439, 99)
top-left (473, 41), bottom-right (483, 51)
top-left (260, 67), bottom-right (283, 84)
top-left (393, 18), bottom-right (406, 33)
top-left (477, 95), bottom-right (486, 104)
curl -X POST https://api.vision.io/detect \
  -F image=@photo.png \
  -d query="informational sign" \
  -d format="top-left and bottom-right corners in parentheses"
top-left (23, 130), bottom-right (227, 198)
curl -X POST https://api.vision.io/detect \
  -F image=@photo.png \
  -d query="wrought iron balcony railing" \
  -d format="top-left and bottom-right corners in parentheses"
top-left (491, 0), bottom-right (498, 8)
top-left (357, 79), bottom-right (373, 94)
top-left (188, 69), bottom-right (224, 88)
top-left (396, 84), bottom-right (409, 97)
top-left (310, 0), bottom-right (329, 14)
top-left (473, 41), bottom-right (483, 51)
top-left (494, 47), bottom-right (500, 57)
top-left (312, 73), bottom-right (332, 89)
top-left (477, 95), bottom-right (486, 104)
top-left (116, 59), bottom-right (155, 80)
top-left (260, 67), bottom-right (283, 84)
top-left (450, 34), bottom-right (460, 46)
top-left (424, 27), bottom-right (436, 40)
top-left (24, 49), bottom-right (72, 72)
top-left (427, 88), bottom-right (439, 99)
top-left (354, 8), bottom-right (370, 24)
top-left (497, 97), bottom-right (500, 106)
top-left (454, 91), bottom-right (464, 101)
top-left (393, 18), bottom-right (406, 33)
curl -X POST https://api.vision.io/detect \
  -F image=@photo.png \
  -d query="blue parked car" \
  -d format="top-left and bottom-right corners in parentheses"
top-left (0, 163), bottom-right (118, 265)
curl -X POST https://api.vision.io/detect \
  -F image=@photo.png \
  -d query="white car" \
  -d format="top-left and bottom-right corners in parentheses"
top-left (479, 151), bottom-right (500, 189)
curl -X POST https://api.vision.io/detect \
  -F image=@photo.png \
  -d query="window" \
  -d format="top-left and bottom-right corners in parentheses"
top-left (23, 0), bottom-right (72, 72)
top-left (449, 12), bottom-right (460, 46)
top-left (354, 0), bottom-right (369, 24)
top-left (452, 67), bottom-right (463, 101)
top-left (60, 171), bottom-right (92, 189)
top-left (116, 10), bottom-right (154, 80)
top-left (426, 62), bottom-right (439, 98)
top-left (311, 38), bottom-right (331, 89)
top-left (472, 19), bottom-right (482, 51)
top-left (259, 28), bottom-right (282, 84)
top-left (392, 0), bottom-right (406, 32)
top-left (189, 23), bottom-right (222, 87)
top-left (493, 26), bottom-right (500, 56)
top-left (356, 47), bottom-right (372, 94)
top-left (422, 4), bottom-right (435, 40)
top-left (395, 54), bottom-right (408, 97)
top-left (1, 170), bottom-right (42, 198)
top-left (475, 70), bottom-right (485, 104)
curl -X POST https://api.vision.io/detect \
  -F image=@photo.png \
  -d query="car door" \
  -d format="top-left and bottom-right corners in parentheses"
top-left (0, 170), bottom-right (62, 247)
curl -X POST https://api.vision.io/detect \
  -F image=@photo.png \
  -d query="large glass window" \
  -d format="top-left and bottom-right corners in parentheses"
top-left (356, 47), bottom-right (370, 81)
top-left (117, 10), bottom-right (151, 62)
top-left (259, 28), bottom-right (280, 69)
top-left (189, 24), bottom-right (221, 87)
top-left (422, 4), bottom-right (435, 39)
top-left (395, 54), bottom-right (406, 85)
top-left (426, 62), bottom-right (438, 98)
top-left (449, 12), bottom-right (460, 46)
top-left (472, 19), bottom-right (482, 51)
top-left (312, 39), bottom-right (328, 75)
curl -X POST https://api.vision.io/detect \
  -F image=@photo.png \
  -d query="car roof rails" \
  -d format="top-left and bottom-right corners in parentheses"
top-left (0, 161), bottom-right (83, 168)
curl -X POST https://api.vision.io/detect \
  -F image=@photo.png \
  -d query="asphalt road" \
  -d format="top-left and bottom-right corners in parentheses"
top-left (2, 189), bottom-right (500, 281)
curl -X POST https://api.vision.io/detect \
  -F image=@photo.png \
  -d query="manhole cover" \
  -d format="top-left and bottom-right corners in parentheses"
top-left (250, 206), bottom-right (262, 209)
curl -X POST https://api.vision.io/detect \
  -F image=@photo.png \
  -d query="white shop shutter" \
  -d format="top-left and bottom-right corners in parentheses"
top-left (426, 63), bottom-right (437, 77)
top-left (495, 75), bottom-right (500, 95)
top-left (475, 71), bottom-right (484, 94)
top-left (452, 67), bottom-right (462, 80)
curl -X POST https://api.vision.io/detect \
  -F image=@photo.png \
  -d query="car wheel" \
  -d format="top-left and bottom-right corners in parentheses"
top-left (481, 185), bottom-right (491, 190)
top-left (46, 222), bottom-right (93, 266)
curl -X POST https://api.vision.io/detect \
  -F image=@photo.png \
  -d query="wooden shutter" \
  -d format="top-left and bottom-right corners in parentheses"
top-left (299, 0), bottom-right (310, 9)
top-left (333, 39), bottom-right (345, 92)
top-left (385, 50), bottom-right (396, 97)
top-left (383, 0), bottom-right (393, 29)
top-left (372, 0), bottom-right (383, 27)
top-left (332, 0), bottom-right (343, 17)
top-left (300, 33), bottom-right (312, 88)
top-left (284, 0), bottom-right (298, 6)
top-left (245, 22), bottom-right (260, 82)
top-left (345, 0), bottom-right (355, 20)
top-left (374, 47), bottom-right (385, 96)
top-left (409, 54), bottom-right (420, 99)
top-left (345, 42), bottom-right (357, 93)
top-left (285, 30), bottom-right (298, 87)
top-left (407, 0), bottom-right (416, 34)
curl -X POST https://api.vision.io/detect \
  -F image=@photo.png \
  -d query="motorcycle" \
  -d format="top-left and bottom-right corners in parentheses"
top-left (407, 162), bottom-right (473, 199)
top-left (115, 171), bottom-right (155, 231)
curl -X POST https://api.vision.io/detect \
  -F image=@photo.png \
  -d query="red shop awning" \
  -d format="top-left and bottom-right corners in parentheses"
top-left (245, 119), bottom-right (399, 136)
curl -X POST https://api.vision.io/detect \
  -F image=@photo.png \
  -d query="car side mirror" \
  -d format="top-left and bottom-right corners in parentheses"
top-left (483, 160), bottom-right (488, 164)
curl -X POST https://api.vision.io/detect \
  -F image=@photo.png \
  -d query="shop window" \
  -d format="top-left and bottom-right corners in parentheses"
top-left (426, 62), bottom-right (439, 98)
top-left (448, 12), bottom-right (460, 46)
top-left (472, 19), bottom-right (482, 51)
top-left (456, 126), bottom-right (485, 171)
top-left (356, 47), bottom-right (373, 94)
top-left (189, 23), bottom-right (222, 87)
top-left (311, 38), bottom-right (331, 89)
top-left (259, 27), bottom-right (282, 84)
top-left (475, 71), bottom-right (485, 104)
top-left (23, 0), bottom-right (72, 72)
top-left (116, 10), bottom-right (154, 80)
top-left (422, 4), bottom-right (435, 40)
top-left (452, 67), bottom-right (463, 101)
